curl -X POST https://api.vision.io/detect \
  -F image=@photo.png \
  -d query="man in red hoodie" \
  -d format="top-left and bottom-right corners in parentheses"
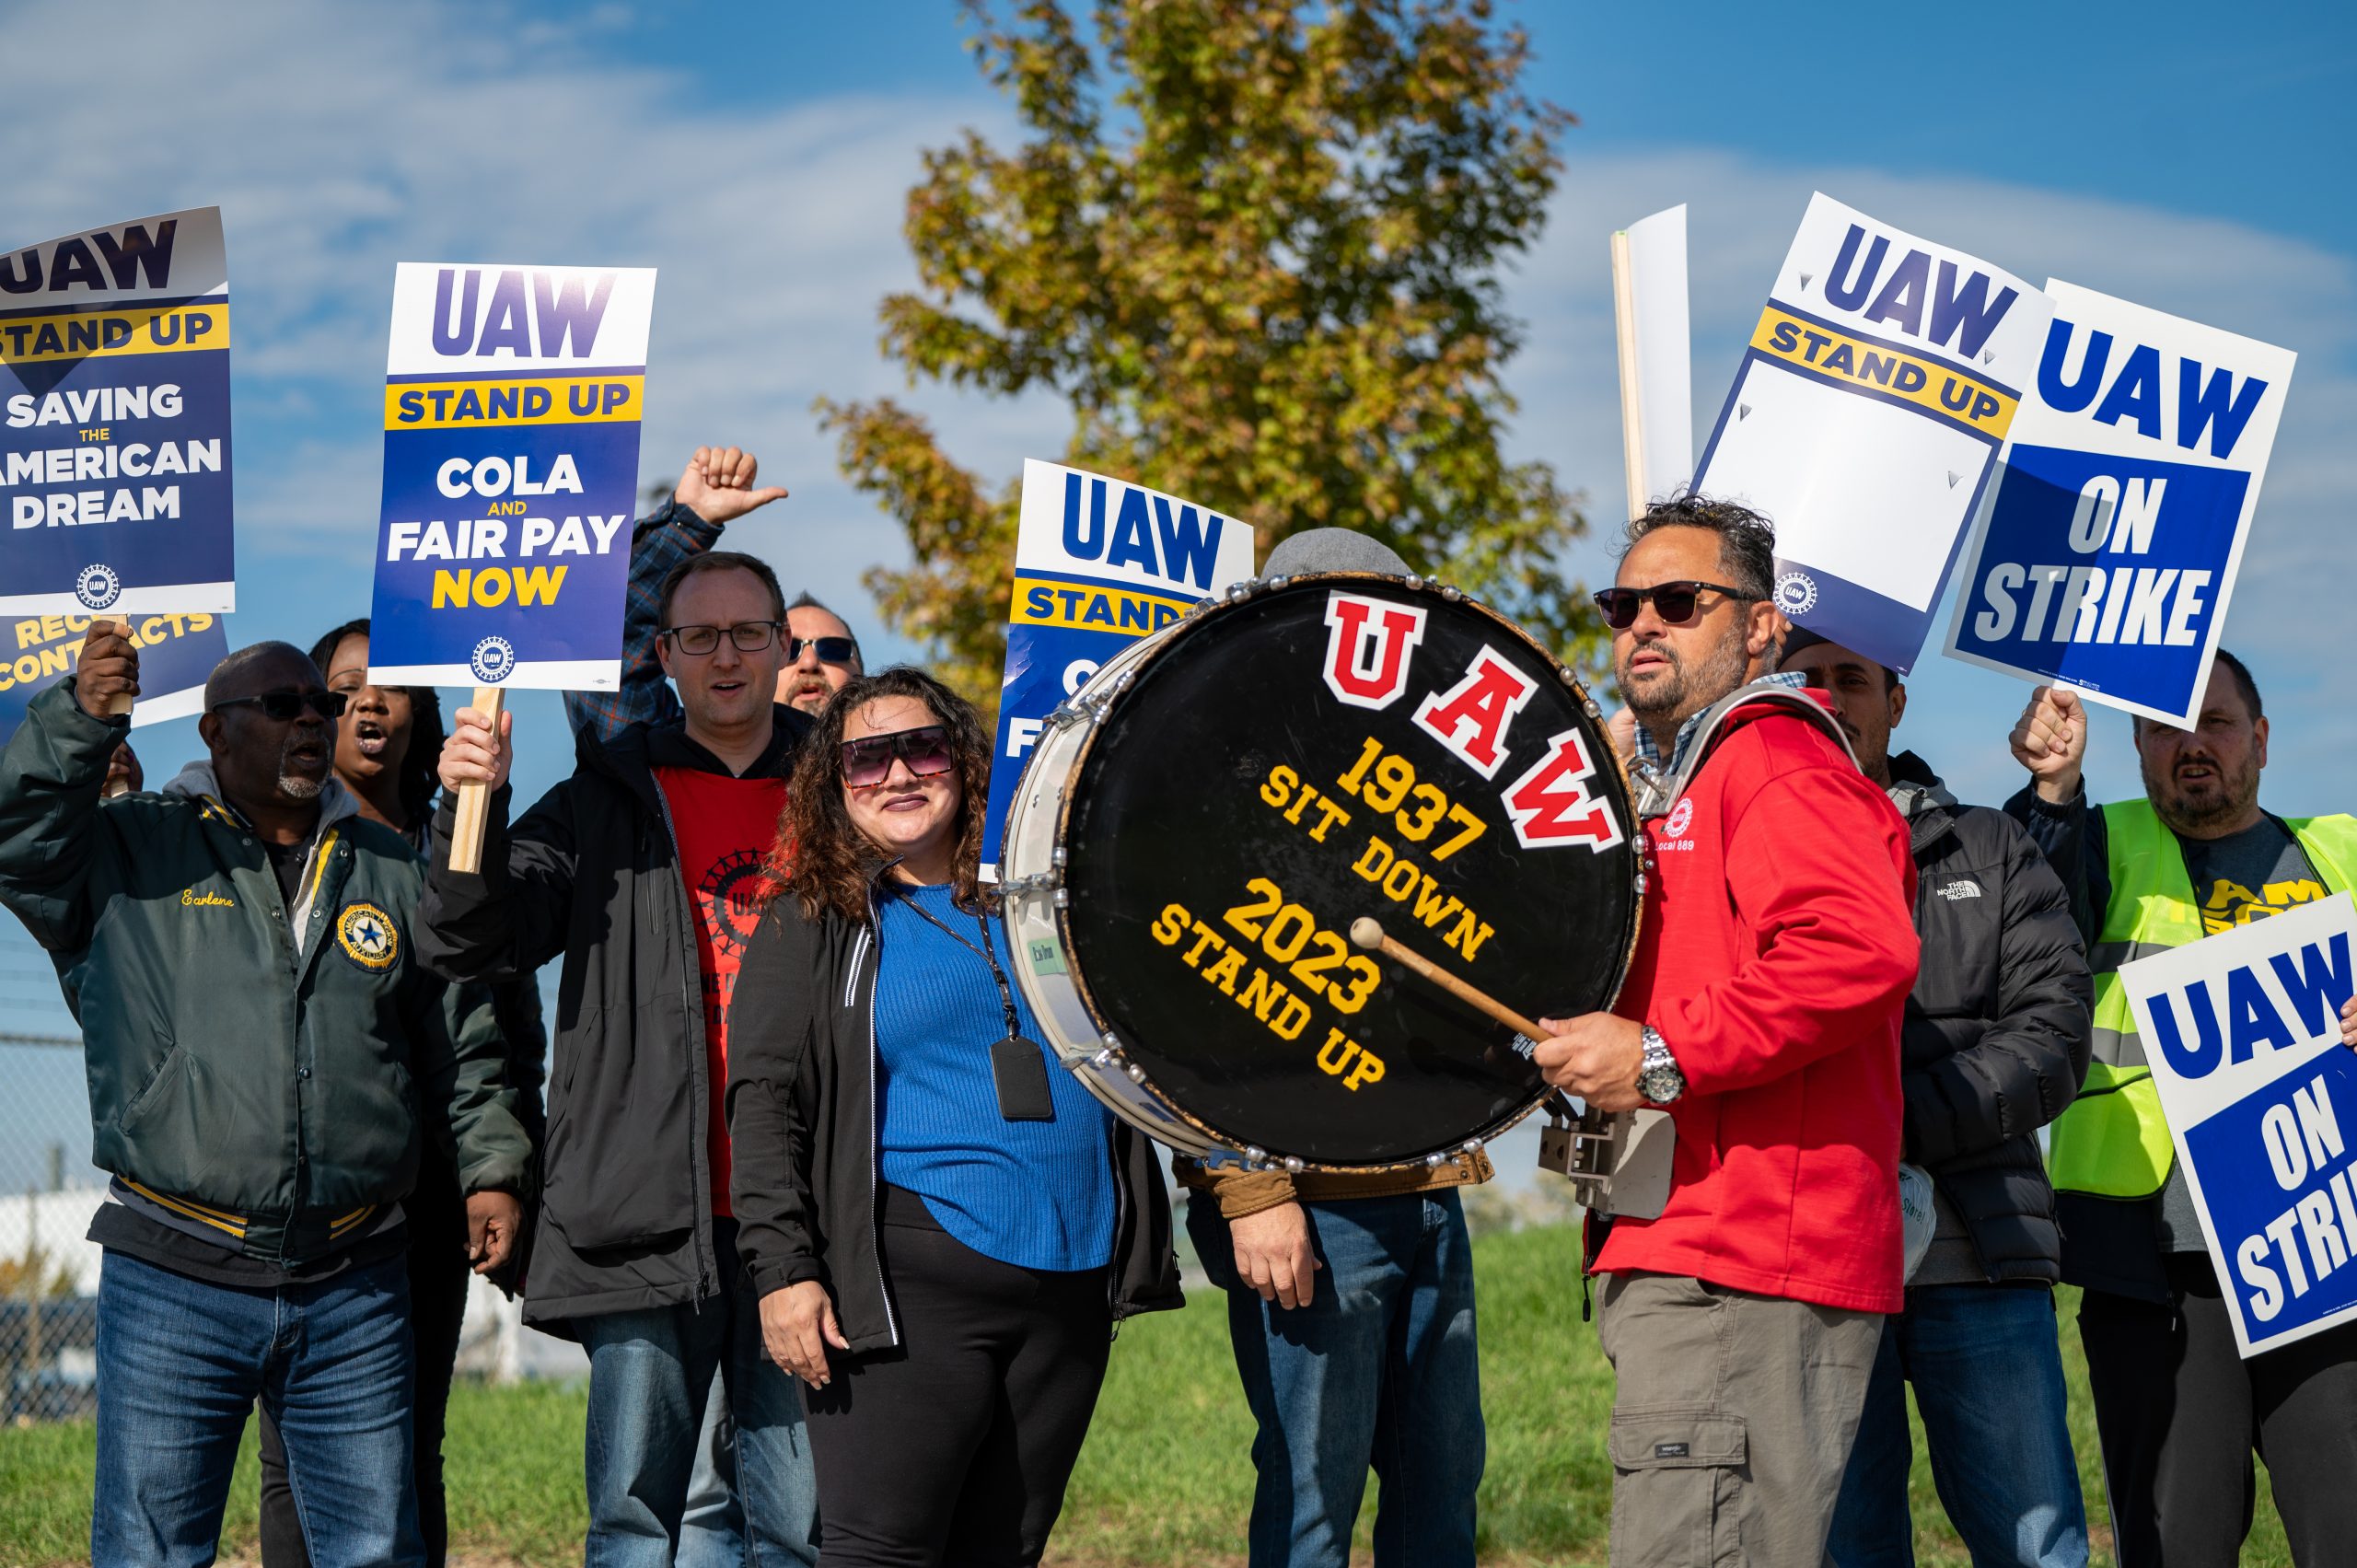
top-left (1538, 495), bottom-right (1919, 1567)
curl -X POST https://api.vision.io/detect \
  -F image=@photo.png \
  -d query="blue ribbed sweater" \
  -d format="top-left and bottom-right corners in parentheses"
top-left (873, 881), bottom-right (1114, 1272)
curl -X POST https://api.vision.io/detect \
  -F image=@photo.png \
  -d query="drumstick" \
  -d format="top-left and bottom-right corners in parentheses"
top-left (1349, 917), bottom-right (1550, 1040)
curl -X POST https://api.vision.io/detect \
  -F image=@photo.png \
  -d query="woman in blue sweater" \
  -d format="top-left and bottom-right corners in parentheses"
top-left (727, 667), bottom-right (1180, 1567)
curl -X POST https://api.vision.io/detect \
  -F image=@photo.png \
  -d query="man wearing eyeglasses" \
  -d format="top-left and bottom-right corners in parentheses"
top-left (567, 445), bottom-right (864, 748)
top-left (0, 626), bottom-right (531, 1567)
top-left (419, 550), bottom-right (820, 1568)
top-left (1533, 494), bottom-right (1919, 1568)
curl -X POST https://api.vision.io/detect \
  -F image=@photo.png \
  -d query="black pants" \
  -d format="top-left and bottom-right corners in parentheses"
top-left (804, 1183), bottom-right (1111, 1567)
top-left (2079, 1250), bottom-right (2357, 1567)
top-left (258, 1155), bottom-right (472, 1568)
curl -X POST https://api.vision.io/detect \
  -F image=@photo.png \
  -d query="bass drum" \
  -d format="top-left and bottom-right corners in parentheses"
top-left (999, 572), bottom-right (1641, 1169)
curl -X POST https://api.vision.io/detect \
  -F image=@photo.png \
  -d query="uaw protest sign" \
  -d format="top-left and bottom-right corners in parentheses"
top-left (366, 262), bottom-right (657, 690)
top-left (0, 610), bottom-right (227, 745)
top-left (1945, 284), bottom-right (2293, 726)
top-left (1, 207), bottom-right (235, 617)
top-left (2122, 894), bottom-right (2357, 1357)
top-left (981, 460), bottom-right (1257, 877)
top-left (1692, 192), bottom-right (2051, 673)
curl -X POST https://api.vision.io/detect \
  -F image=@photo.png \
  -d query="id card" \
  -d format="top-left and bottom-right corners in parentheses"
top-left (991, 1036), bottom-right (1056, 1121)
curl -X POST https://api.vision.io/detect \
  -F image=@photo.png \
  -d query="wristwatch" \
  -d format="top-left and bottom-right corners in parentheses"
top-left (1636, 1026), bottom-right (1686, 1106)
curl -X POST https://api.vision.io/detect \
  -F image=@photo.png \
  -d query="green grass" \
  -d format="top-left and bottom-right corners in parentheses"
top-left (0, 1226), bottom-right (2293, 1566)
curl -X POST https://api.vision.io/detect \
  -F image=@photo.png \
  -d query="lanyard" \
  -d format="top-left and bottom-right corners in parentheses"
top-left (888, 885), bottom-right (1024, 1040)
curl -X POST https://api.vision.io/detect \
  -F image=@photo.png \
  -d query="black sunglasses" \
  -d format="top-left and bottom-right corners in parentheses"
top-left (1592, 579), bottom-right (1760, 630)
top-left (212, 690), bottom-right (348, 722)
top-left (840, 725), bottom-right (954, 789)
top-left (785, 635), bottom-right (859, 666)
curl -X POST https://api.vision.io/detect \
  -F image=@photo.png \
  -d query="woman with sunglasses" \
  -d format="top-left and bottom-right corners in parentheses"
top-left (727, 667), bottom-right (1179, 1566)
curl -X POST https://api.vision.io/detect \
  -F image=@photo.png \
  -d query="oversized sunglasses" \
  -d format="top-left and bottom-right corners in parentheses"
top-left (1591, 579), bottom-right (1759, 630)
top-left (840, 725), bottom-right (954, 789)
top-left (211, 690), bottom-right (349, 721)
top-left (785, 635), bottom-right (859, 666)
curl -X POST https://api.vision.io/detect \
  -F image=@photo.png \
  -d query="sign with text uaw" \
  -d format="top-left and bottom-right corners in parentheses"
top-left (0, 610), bottom-right (228, 745)
top-left (1, 207), bottom-right (234, 618)
top-left (981, 460), bottom-right (1257, 877)
top-left (1693, 193), bottom-right (2050, 673)
top-left (366, 262), bottom-right (657, 689)
top-left (2122, 893), bottom-right (2357, 1357)
top-left (1944, 284), bottom-right (2293, 725)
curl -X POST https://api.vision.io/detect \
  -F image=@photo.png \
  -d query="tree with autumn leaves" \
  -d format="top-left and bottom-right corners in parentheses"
top-left (819, 0), bottom-right (1597, 710)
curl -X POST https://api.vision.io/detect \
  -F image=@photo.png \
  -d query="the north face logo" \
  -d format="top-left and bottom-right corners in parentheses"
top-left (1933, 878), bottom-right (1983, 901)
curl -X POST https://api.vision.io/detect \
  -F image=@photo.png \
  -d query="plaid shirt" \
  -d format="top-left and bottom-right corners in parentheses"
top-left (1631, 668), bottom-right (1808, 778)
top-left (563, 500), bottom-right (721, 743)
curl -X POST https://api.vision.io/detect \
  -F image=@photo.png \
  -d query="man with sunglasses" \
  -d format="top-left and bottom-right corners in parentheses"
top-left (1773, 631), bottom-right (2092, 1568)
top-left (568, 444), bottom-right (864, 748)
top-left (1534, 494), bottom-right (1919, 1568)
top-left (0, 625), bottom-right (531, 1568)
top-left (420, 550), bottom-right (819, 1568)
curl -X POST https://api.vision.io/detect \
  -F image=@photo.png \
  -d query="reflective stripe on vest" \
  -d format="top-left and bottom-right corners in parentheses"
top-left (2049, 801), bottom-right (2357, 1199)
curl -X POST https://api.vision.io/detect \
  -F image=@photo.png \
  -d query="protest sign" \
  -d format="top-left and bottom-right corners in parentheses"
top-left (1692, 192), bottom-right (2050, 672)
top-left (2121, 893), bottom-right (2357, 1357)
top-left (1, 207), bottom-right (234, 619)
top-left (1611, 204), bottom-right (1693, 521)
top-left (366, 261), bottom-right (657, 691)
top-left (1945, 284), bottom-right (2293, 725)
top-left (0, 610), bottom-right (227, 745)
top-left (981, 460), bottom-right (1258, 877)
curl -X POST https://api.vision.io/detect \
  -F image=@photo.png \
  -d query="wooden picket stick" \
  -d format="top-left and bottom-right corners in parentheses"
top-left (1610, 227), bottom-right (1649, 525)
top-left (1350, 917), bottom-right (1550, 1040)
top-left (446, 686), bottom-right (505, 875)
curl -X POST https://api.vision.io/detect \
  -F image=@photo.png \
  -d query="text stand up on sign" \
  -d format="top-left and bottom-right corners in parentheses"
top-left (446, 686), bottom-right (504, 875)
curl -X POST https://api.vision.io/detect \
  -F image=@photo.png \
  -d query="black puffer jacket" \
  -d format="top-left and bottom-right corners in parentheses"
top-left (726, 878), bottom-right (1181, 1355)
top-left (1889, 751), bottom-right (2093, 1283)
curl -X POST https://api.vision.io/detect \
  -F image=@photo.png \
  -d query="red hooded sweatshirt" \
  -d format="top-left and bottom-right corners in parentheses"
top-left (1594, 697), bottom-right (1918, 1314)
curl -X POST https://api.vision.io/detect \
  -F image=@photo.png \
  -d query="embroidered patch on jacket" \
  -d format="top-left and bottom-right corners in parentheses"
top-left (335, 901), bottom-right (400, 970)
top-left (1933, 878), bottom-right (1983, 901)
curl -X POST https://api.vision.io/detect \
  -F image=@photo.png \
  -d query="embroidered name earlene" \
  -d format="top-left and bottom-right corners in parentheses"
top-left (180, 889), bottom-right (234, 908)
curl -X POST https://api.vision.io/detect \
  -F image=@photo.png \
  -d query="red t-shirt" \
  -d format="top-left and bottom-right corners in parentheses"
top-left (653, 766), bottom-right (788, 1217)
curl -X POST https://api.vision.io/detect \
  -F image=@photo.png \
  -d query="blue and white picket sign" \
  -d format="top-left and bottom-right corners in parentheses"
top-left (2121, 893), bottom-right (2357, 1357)
top-left (366, 262), bottom-right (658, 691)
top-left (981, 460), bottom-right (1258, 878)
top-left (1944, 283), bottom-right (2293, 726)
top-left (0, 609), bottom-right (228, 745)
top-left (1692, 192), bottom-right (2051, 673)
top-left (0, 208), bottom-right (235, 618)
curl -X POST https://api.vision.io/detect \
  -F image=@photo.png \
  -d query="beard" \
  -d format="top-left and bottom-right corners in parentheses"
top-left (1620, 624), bottom-right (1755, 731)
top-left (276, 732), bottom-right (329, 802)
top-left (2142, 745), bottom-right (2259, 835)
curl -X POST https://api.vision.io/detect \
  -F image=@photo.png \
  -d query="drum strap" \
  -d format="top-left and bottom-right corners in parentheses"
top-left (887, 885), bottom-right (1026, 1040)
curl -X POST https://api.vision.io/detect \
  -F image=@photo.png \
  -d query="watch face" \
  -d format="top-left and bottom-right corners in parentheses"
top-left (1640, 1063), bottom-right (1683, 1103)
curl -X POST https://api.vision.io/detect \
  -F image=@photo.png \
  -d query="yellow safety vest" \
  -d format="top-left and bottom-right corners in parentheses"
top-left (2049, 800), bottom-right (2357, 1198)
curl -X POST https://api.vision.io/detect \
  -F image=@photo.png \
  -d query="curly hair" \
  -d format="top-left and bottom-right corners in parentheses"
top-left (308, 618), bottom-right (445, 830)
top-left (765, 666), bottom-right (997, 925)
top-left (1621, 492), bottom-right (1778, 601)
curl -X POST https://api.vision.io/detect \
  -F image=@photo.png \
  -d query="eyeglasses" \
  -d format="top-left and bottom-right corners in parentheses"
top-left (785, 635), bottom-right (859, 666)
top-left (661, 621), bottom-right (784, 656)
top-left (211, 690), bottom-right (349, 722)
top-left (840, 725), bottom-right (954, 789)
top-left (1591, 580), bottom-right (1759, 630)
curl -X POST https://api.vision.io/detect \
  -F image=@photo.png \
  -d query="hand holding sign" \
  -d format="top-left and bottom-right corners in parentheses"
top-left (2009, 684), bottom-right (2085, 804)
top-left (2342, 994), bottom-right (2357, 1052)
top-left (675, 445), bottom-right (788, 526)
top-left (74, 621), bottom-right (140, 719)
top-left (438, 703), bottom-right (515, 796)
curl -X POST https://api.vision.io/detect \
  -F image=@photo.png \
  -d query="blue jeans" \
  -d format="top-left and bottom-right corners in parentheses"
top-left (1188, 1189), bottom-right (1485, 1568)
top-left (1828, 1283), bottom-right (2089, 1567)
top-left (577, 1225), bottom-right (817, 1568)
top-left (93, 1248), bottom-right (420, 1568)
top-left (675, 1367), bottom-right (743, 1568)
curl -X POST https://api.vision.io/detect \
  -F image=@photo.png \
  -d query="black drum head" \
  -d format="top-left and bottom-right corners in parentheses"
top-left (1058, 575), bottom-right (1639, 1166)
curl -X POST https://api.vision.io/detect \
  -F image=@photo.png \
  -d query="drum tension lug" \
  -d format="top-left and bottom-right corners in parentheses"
top-left (998, 873), bottom-right (1062, 898)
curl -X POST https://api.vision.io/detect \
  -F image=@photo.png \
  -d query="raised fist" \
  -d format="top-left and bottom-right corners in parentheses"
top-left (75, 621), bottom-right (140, 719)
top-left (2009, 684), bottom-right (2086, 804)
top-left (674, 446), bottom-right (788, 526)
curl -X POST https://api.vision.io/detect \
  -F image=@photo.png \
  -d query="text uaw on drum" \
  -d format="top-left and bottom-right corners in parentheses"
top-left (999, 570), bottom-right (1642, 1168)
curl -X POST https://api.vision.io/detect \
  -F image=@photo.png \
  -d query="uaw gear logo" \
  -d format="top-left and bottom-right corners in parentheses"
top-left (1664, 796), bottom-right (1695, 838)
top-left (1772, 571), bottom-right (1818, 618)
top-left (469, 635), bottom-right (517, 683)
top-left (697, 847), bottom-right (769, 960)
top-left (75, 563), bottom-right (122, 610)
top-left (335, 901), bottom-right (401, 971)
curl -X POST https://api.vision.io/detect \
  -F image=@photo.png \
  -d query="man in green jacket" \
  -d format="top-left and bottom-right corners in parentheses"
top-left (0, 623), bottom-right (532, 1568)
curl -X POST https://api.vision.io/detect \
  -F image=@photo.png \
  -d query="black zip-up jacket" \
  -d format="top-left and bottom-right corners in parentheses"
top-left (416, 713), bottom-right (807, 1326)
top-left (726, 880), bottom-right (1182, 1354)
top-left (1890, 751), bottom-right (2092, 1284)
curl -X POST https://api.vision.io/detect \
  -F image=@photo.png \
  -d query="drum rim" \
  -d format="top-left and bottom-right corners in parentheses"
top-left (1042, 568), bottom-right (1646, 1174)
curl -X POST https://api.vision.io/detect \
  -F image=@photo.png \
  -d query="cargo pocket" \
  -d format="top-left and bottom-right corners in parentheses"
top-left (1606, 1407), bottom-right (1746, 1568)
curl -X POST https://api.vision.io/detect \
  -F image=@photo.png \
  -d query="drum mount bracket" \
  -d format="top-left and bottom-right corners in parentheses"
top-left (1538, 1101), bottom-right (1674, 1220)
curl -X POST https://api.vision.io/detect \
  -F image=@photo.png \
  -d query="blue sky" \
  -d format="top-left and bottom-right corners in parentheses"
top-left (3, 0), bottom-right (2354, 1179)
